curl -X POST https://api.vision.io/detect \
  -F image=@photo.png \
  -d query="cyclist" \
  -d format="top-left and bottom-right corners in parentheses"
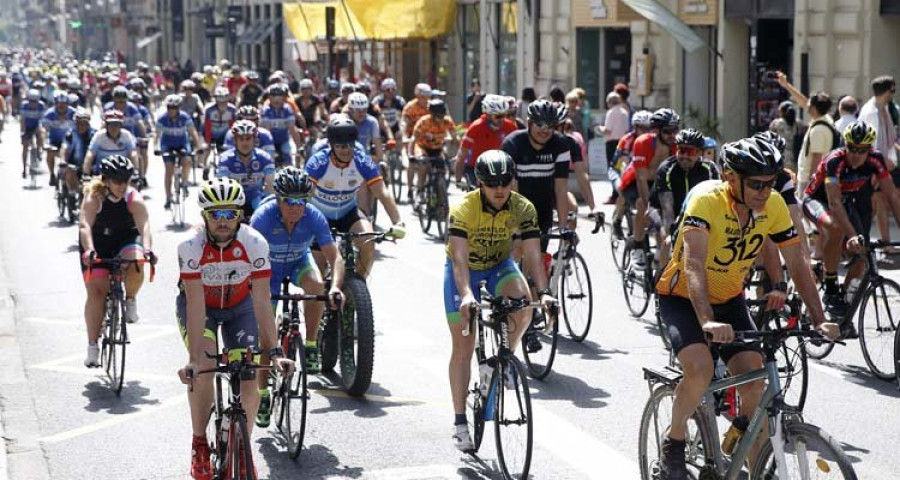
top-left (802, 121), bottom-right (900, 333)
top-left (373, 77), bottom-right (406, 148)
top-left (454, 93), bottom-right (517, 189)
top-left (305, 115), bottom-right (406, 279)
top-left (225, 66), bottom-right (247, 100)
top-left (82, 110), bottom-right (139, 177)
top-left (407, 98), bottom-right (457, 204)
top-left (654, 138), bottom-right (839, 479)
top-left (19, 88), bottom-right (45, 179)
top-left (40, 91), bottom-right (76, 187)
top-left (655, 128), bottom-right (719, 266)
top-left (103, 85), bottom-right (146, 141)
top-left (156, 94), bottom-right (205, 209)
top-left (216, 120), bottom-right (275, 219)
top-left (59, 108), bottom-right (95, 205)
top-left (178, 79), bottom-right (205, 130)
top-left (259, 83), bottom-right (303, 167)
top-left (176, 178), bottom-right (293, 480)
top-left (609, 110), bottom-right (653, 233)
top-left (619, 108), bottom-right (679, 268)
top-left (223, 105), bottom-right (277, 157)
top-left (445, 150), bottom-right (555, 452)
top-left (129, 90), bottom-right (153, 184)
top-left (346, 92), bottom-right (383, 162)
top-left (236, 70), bottom-right (264, 108)
top-left (400, 83), bottom-right (433, 202)
top-left (249, 167), bottom-right (345, 427)
top-left (79, 156), bottom-right (154, 366)
top-left (294, 78), bottom-right (327, 138)
top-left (322, 79), bottom-right (341, 108)
top-left (200, 87), bottom-right (236, 180)
top-left (329, 82), bottom-right (355, 114)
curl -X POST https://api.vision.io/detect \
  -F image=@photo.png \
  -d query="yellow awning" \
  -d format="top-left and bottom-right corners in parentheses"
top-left (283, 0), bottom-right (456, 42)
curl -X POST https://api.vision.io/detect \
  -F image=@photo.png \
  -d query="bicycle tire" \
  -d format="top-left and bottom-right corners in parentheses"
top-left (319, 312), bottom-right (338, 373)
top-left (750, 421), bottom-right (858, 480)
top-left (562, 251), bottom-right (594, 342)
top-left (229, 413), bottom-right (256, 480)
top-left (803, 302), bottom-right (835, 360)
top-left (284, 335), bottom-right (308, 460)
top-left (610, 231), bottom-right (626, 272)
top-left (207, 376), bottom-right (227, 475)
top-left (418, 194), bottom-right (432, 234)
top-left (339, 275), bottom-right (375, 396)
top-left (638, 384), bottom-right (713, 480)
top-left (434, 176), bottom-right (448, 239)
top-left (112, 298), bottom-right (127, 395)
top-left (389, 155), bottom-right (403, 202)
top-left (494, 356), bottom-right (533, 480)
top-left (858, 278), bottom-right (900, 380)
top-left (56, 183), bottom-right (66, 219)
top-left (894, 321), bottom-right (900, 388)
top-left (622, 244), bottom-right (652, 318)
top-left (763, 314), bottom-right (809, 412)
top-left (522, 313), bottom-right (558, 380)
top-left (467, 386), bottom-right (486, 453)
top-left (655, 295), bottom-right (673, 351)
top-left (66, 191), bottom-right (79, 224)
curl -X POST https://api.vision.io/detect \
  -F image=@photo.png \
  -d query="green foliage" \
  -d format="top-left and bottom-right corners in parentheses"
top-left (684, 104), bottom-right (722, 140)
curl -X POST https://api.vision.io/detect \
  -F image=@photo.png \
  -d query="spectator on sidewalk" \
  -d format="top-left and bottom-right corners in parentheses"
top-left (614, 83), bottom-right (633, 129)
top-left (600, 91), bottom-right (629, 172)
top-left (517, 87), bottom-right (536, 124)
top-left (833, 95), bottom-right (859, 134)
top-left (769, 100), bottom-right (799, 171)
top-left (465, 78), bottom-right (483, 123)
top-left (859, 76), bottom-right (900, 250)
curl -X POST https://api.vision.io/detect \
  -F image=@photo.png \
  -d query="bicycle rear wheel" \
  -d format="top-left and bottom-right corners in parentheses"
top-left (279, 335), bottom-right (308, 459)
top-left (434, 176), bottom-right (448, 239)
top-left (561, 251), bottom-right (593, 342)
top-left (522, 312), bottom-right (558, 380)
top-left (638, 384), bottom-right (713, 480)
top-left (338, 275), bottom-right (375, 396)
top-left (894, 323), bottom-right (900, 388)
top-left (750, 421), bottom-right (858, 479)
top-left (622, 245), bottom-right (652, 318)
top-left (389, 154), bottom-right (403, 202)
top-left (858, 278), bottom-right (900, 380)
top-left (494, 356), bottom-right (533, 480)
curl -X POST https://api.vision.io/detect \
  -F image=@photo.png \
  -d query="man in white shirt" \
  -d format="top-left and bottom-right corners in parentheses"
top-left (833, 95), bottom-right (859, 134)
top-left (859, 76), bottom-right (900, 249)
top-left (776, 72), bottom-right (836, 196)
top-left (600, 92), bottom-right (630, 204)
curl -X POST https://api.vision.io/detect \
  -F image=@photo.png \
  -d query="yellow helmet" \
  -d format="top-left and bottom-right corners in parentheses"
top-left (843, 120), bottom-right (876, 146)
top-left (198, 178), bottom-right (245, 209)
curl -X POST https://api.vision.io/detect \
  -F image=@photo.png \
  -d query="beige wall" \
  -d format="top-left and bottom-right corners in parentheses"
top-left (716, 17), bottom-right (749, 141)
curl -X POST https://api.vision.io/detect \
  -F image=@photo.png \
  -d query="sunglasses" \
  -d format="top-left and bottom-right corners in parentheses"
top-left (676, 146), bottom-right (700, 156)
top-left (204, 208), bottom-right (241, 221)
top-left (531, 123), bottom-right (553, 132)
top-left (744, 178), bottom-right (777, 191)
top-left (280, 196), bottom-right (308, 206)
top-left (847, 145), bottom-right (871, 154)
top-left (490, 114), bottom-right (507, 120)
top-left (482, 176), bottom-right (514, 188)
top-left (661, 128), bottom-right (678, 135)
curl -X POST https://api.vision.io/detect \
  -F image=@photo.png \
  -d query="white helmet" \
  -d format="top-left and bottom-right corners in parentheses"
top-left (347, 92), bottom-right (369, 110)
top-left (299, 78), bottom-right (314, 89)
top-left (214, 87), bottom-right (229, 98)
top-left (632, 110), bottom-right (653, 128)
top-left (414, 83), bottom-right (432, 96)
top-left (481, 94), bottom-right (508, 115)
top-left (381, 77), bottom-right (397, 90)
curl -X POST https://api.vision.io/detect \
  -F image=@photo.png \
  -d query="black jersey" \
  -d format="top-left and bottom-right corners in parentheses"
top-left (238, 84), bottom-right (264, 107)
top-left (295, 94), bottom-right (322, 127)
top-left (374, 94), bottom-right (407, 131)
top-left (501, 130), bottom-right (576, 226)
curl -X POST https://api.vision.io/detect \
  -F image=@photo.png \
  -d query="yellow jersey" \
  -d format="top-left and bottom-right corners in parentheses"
top-left (447, 190), bottom-right (541, 270)
top-left (656, 180), bottom-right (800, 304)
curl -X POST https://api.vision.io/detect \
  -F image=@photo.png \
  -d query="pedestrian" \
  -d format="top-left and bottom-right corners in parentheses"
top-left (768, 100), bottom-right (799, 171)
top-left (600, 91), bottom-right (629, 175)
top-left (859, 75), bottom-right (900, 250)
top-left (517, 87), bottom-right (536, 124)
top-left (549, 86), bottom-right (565, 104)
top-left (572, 87), bottom-right (593, 142)
top-left (564, 91), bottom-right (584, 139)
top-left (466, 78), bottom-right (483, 123)
top-left (614, 83), bottom-right (633, 124)
top-left (833, 95), bottom-right (859, 134)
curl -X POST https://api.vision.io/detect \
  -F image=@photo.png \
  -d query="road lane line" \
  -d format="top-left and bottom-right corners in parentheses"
top-left (30, 327), bottom-right (178, 369)
top-left (40, 394), bottom-right (186, 444)
top-left (30, 364), bottom-right (182, 384)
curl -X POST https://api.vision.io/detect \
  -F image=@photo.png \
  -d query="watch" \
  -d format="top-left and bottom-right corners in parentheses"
top-left (268, 347), bottom-right (284, 359)
top-left (772, 281), bottom-right (788, 293)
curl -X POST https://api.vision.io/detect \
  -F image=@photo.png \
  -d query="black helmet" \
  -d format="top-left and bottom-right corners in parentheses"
top-left (266, 84), bottom-right (288, 97)
top-left (427, 98), bottom-right (446, 116)
top-left (752, 130), bottom-right (787, 154)
top-left (112, 85), bottom-right (129, 99)
top-left (527, 100), bottom-right (563, 127)
top-left (674, 128), bottom-right (705, 149)
top-left (326, 114), bottom-right (358, 145)
top-left (474, 150), bottom-right (516, 187)
top-left (100, 155), bottom-right (135, 181)
top-left (273, 167), bottom-right (315, 199)
top-left (650, 108), bottom-right (681, 129)
top-left (843, 120), bottom-right (876, 146)
top-left (720, 138), bottom-right (782, 177)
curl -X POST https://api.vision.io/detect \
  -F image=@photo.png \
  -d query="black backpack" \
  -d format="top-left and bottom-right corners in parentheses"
top-left (802, 118), bottom-right (842, 155)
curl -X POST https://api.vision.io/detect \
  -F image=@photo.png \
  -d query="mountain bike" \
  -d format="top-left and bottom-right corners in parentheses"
top-left (465, 281), bottom-right (540, 480)
top-left (639, 328), bottom-right (855, 480)
top-left (55, 164), bottom-right (82, 224)
top-left (414, 154), bottom-right (449, 239)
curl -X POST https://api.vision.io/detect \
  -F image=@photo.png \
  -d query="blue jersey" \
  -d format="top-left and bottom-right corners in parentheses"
top-left (41, 106), bottom-right (76, 143)
top-left (103, 102), bottom-right (144, 138)
top-left (64, 127), bottom-right (96, 166)
top-left (155, 110), bottom-right (193, 149)
top-left (20, 100), bottom-right (46, 130)
top-left (87, 129), bottom-right (137, 173)
top-left (224, 127), bottom-right (276, 157)
top-left (304, 144), bottom-right (382, 220)
top-left (259, 104), bottom-right (294, 145)
top-left (250, 196), bottom-right (334, 293)
top-left (138, 105), bottom-right (152, 136)
top-left (355, 115), bottom-right (380, 150)
top-left (216, 148), bottom-right (275, 205)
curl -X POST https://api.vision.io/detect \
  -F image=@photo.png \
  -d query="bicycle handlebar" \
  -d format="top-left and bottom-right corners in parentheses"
top-left (88, 256), bottom-right (156, 282)
top-left (704, 328), bottom-right (843, 346)
top-left (271, 292), bottom-right (335, 303)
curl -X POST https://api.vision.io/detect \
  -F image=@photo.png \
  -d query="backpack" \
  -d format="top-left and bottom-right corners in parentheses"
top-left (803, 118), bottom-right (842, 156)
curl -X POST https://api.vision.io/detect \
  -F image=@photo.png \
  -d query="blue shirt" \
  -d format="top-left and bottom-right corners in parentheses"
top-left (259, 104), bottom-right (294, 145)
top-left (41, 106), bottom-right (76, 143)
top-left (216, 148), bottom-right (276, 204)
top-left (155, 110), bottom-right (193, 148)
top-left (64, 127), bottom-right (96, 166)
top-left (304, 144), bottom-right (382, 220)
top-left (355, 115), bottom-right (380, 150)
top-left (224, 127), bottom-right (276, 157)
top-left (20, 100), bottom-right (45, 130)
top-left (103, 101), bottom-right (144, 138)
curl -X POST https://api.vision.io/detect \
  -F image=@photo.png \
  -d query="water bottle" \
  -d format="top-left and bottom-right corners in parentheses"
top-left (713, 357), bottom-right (728, 381)
top-left (845, 278), bottom-right (861, 304)
top-left (478, 362), bottom-right (493, 398)
top-left (721, 415), bottom-right (750, 455)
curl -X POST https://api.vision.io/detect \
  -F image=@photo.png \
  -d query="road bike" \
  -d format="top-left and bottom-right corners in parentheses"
top-left (609, 205), bottom-right (636, 272)
top-left (386, 147), bottom-right (404, 203)
top-left (639, 328), bottom-right (855, 480)
top-left (156, 148), bottom-right (197, 228)
top-left (54, 164), bottom-right (82, 224)
top-left (622, 218), bottom-right (662, 319)
top-left (415, 154), bottom-right (449, 239)
top-left (270, 279), bottom-right (335, 460)
top-left (24, 135), bottom-right (41, 188)
top-left (465, 281), bottom-right (540, 480)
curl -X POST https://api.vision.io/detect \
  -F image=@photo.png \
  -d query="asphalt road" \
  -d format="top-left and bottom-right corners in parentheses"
top-left (0, 120), bottom-right (898, 479)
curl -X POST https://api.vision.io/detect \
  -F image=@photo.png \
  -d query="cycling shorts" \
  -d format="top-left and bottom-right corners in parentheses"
top-left (443, 258), bottom-right (525, 324)
top-left (21, 127), bottom-right (38, 141)
top-left (177, 292), bottom-right (259, 352)
top-left (658, 294), bottom-right (762, 362)
top-left (269, 251), bottom-right (318, 302)
top-left (802, 196), bottom-right (872, 243)
top-left (274, 140), bottom-right (296, 165)
top-left (160, 144), bottom-right (192, 164)
top-left (411, 147), bottom-right (443, 163)
top-left (48, 137), bottom-right (65, 149)
top-left (79, 239), bottom-right (144, 283)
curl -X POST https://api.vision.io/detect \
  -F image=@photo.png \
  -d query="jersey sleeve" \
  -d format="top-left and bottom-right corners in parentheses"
top-left (766, 196), bottom-right (800, 246)
top-left (258, 151), bottom-right (276, 176)
top-left (553, 140), bottom-right (572, 179)
top-left (310, 208), bottom-right (335, 248)
top-left (177, 236), bottom-right (203, 281)
top-left (460, 122), bottom-right (476, 150)
top-left (631, 134), bottom-right (654, 169)
top-left (355, 150), bottom-right (383, 184)
top-left (304, 152), bottom-right (329, 182)
top-left (88, 133), bottom-right (100, 152)
top-left (655, 162), bottom-right (671, 193)
top-left (448, 197), bottom-right (474, 238)
top-left (515, 197), bottom-right (542, 240)
top-left (244, 228), bottom-right (272, 278)
top-left (681, 190), bottom-right (713, 232)
top-left (870, 153), bottom-right (890, 180)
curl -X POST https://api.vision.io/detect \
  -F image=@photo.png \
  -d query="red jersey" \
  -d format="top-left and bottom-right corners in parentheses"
top-left (619, 132), bottom-right (660, 190)
top-left (226, 76), bottom-right (248, 98)
top-left (461, 115), bottom-right (519, 167)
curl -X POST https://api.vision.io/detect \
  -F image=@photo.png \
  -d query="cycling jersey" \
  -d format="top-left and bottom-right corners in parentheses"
top-left (401, 98), bottom-right (429, 138)
top-left (200, 74), bottom-right (218, 95)
top-left (259, 103), bottom-right (295, 146)
top-left (413, 114), bottom-right (456, 151)
top-left (41, 106), bottom-right (75, 145)
top-left (295, 95), bottom-right (322, 129)
top-left (179, 93), bottom-right (203, 118)
top-left (446, 189), bottom-right (541, 270)
top-left (156, 110), bottom-right (194, 149)
top-left (0, 79), bottom-right (11, 96)
top-left (460, 115), bottom-right (518, 168)
top-left (238, 83), bottom-right (264, 107)
top-left (223, 127), bottom-right (276, 157)
top-left (619, 132), bottom-right (669, 190)
top-left (103, 101), bottom-right (144, 138)
top-left (64, 127), bottom-right (96, 167)
top-left (177, 225), bottom-right (271, 309)
top-left (373, 94), bottom-right (406, 131)
top-left (20, 99), bottom-right (45, 131)
top-left (654, 156), bottom-right (719, 214)
top-left (88, 129), bottom-right (136, 172)
top-left (304, 144), bottom-right (382, 220)
top-left (355, 115), bottom-right (381, 150)
top-left (226, 76), bottom-right (248, 97)
top-left (774, 170), bottom-right (798, 206)
top-left (804, 148), bottom-right (890, 202)
top-left (612, 131), bottom-right (639, 172)
top-left (656, 180), bottom-right (800, 304)
top-left (216, 148), bottom-right (275, 207)
top-left (203, 103), bottom-right (237, 143)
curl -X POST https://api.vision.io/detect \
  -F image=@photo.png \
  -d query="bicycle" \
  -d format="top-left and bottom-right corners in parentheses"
top-left (639, 328), bottom-right (855, 480)
top-left (270, 279), bottom-right (336, 460)
top-left (465, 282), bottom-right (541, 480)
top-left (24, 135), bottom-right (41, 188)
top-left (55, 164), bottom-right (82, 224)
top-left (386, 147), bottom-right (404, 203)
top-left (132, 138), bottom-right (150, 191)
top-left (88, 255), bottom-right (155, 395)
top-left (622, 217), bottom-right (662, 319)
top-left (609, 203), bottom-right (636, 272)
top-left (415, 154), bottom-right (449, 239)
top-left (156, 148), bottom-right (196, 228)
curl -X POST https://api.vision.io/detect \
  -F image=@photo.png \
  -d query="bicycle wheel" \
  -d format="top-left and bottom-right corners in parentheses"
top-left (206, 379), bottom-right (227, 476)
top-left (112, 298), bottom-right (127, 395)
top-left (894, 323), bottom-right (900, 388)
top-left (655, 296), bottom-right (672, 351)
top-left (494, 356), bottom-right (533, 480)
top-left (279, 335), bottom-right (307, 460)
top-left (389, 154), bottom-right (403, 202)
top-left (29, 148), bottom-right (38, 188)
top-left (228, 413), bottom-right (256, 480)
top-left (467, 385), bottom-right (486, 453)
top-left (610, 228), bottom-right (626, 272)
top-left (622, 244), bottom-right (652, 317)
top-left (319, 312), bottom-right (339, 373)
top-left (638, 384), bottom-right (713, 480)
top-left (522, 312), bottom-right (558, 380)
top-left (858, 278), bottom-right (900, 380)
top-left (56, 183), bottom-right (67, 219)
top-left (338, 275), bottom-right (375, 396)
top-left (750, 421), bottom-right (858, 479)
top-left (434, 176), bottom-right (448, 239)
top-left (418, 188), bottom-right (433, 234)
top-left (803, 307), bottom-right (835, 360)
top-left (561, 251), bottom-right (593, 342)
top-left (763, 315), bottom-right (809, 411)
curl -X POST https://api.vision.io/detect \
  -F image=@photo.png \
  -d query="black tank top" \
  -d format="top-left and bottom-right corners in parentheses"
top-left (93, 191), bottom-right (138, 243)
top-left (239, 84), bottom-right (263, 107)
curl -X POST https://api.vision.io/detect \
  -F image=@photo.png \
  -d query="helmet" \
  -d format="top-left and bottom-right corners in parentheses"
top-left (527, 100), bottom-right (563, 127)
top-left (74, 108), bottom-right (91, 121)
top-left (358, 80), bottom-right (372, 95)
top-left (650, 108), bottom-right (681, 129)
top-left (128, 77), bottom-right (145, 89)
top-left (703, 137), bottom-right (718, 151)
top-left (247, 70), bottom-right (260, 81)
top-left (266, 84), bottom-right (288, 97)
top-left (190, 72), bottom-right (203, 82)
top-left (719, 137), bottom-right (782, 177)
top-left (843, 120), bottom-right (876, 146)
top-left (474, 150), bottom-right (516, 186)
top-left (481, 94), bottom-right (508, 115)
top-left (164, 94), bottom-right (182, 107)
top-left (326, 114), bottom-right (358, 145)
top-left (414, 83), bottom-right (432, 96)
top-left (340, 82), bottom-right (356, 94)
top-left (26, 89), bottom-right (40, 101)
top-left (203, 65), bottom-right (214, 74)
top-left (427, 98), bottom-right (447, 116)
top-left (198, 177), bottom-right (245, 209)
top-left (68, 93), bottom-right (80, 105)
top-left (299, 78), bottom-right (314, 89)
top-left (100, 155), bottom-right (134, 181)
top-left (555, 103), bottom-right (570, 124)
top-left (632, 110), bottom-right (653, 128)
top-left (236, 105), bottom-right (259, 120)
top-left (214, 87), bottom-right (229, 98)
top-left (103, 109), bottom-right (124, 124)
top-left (327, 79), bottom-right (340, 90)
top-left (53, 91), bottom-right (69, 104)
top-left (381, 78), bottom-right (397, 90)
top-left (67, 78), bottom-right (81, 89)
top-left (752, 131), bottom-right (787, 154)
top-left (230, 119), bottom-right (258, 137)
top-left (674, 128), bottom-right (706, 149)
top-left (347, 92), bottom-right (369, 110)
top-left (273, 167), bottom-right (315, 199)
top-left (180, 79), bottom-right (195, 90)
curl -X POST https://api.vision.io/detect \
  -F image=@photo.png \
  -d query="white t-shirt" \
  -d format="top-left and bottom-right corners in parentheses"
top-left (859, 97), bottom-right (898, 164)
top-left (797, 115), bottom-right (835, 185)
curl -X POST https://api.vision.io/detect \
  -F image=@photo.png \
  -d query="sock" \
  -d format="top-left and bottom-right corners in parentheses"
top-left (88, 342), bottom-right (97, 347)
top-left (824, 272), bottom-right (838, 294)
top-left (305, 339), bottom-right (317, 348)
top-left (454, 413), bottom-right (467, 426)
top-left (192, 434), bottom-right (207, 445)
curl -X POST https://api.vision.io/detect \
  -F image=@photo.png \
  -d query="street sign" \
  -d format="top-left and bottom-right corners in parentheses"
top-left (227, 5), bottom-right (243, 22)
top-left (206, 24), bottom-right (226, 37)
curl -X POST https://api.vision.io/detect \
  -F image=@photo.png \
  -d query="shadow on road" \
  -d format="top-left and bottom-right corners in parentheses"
top-left (260, 439), bottom-right (365, 479)
top-left (81, 380), bottom-right (160, 414)
top-left (164, 223), bottom-right (193, 233)
top-left (457, 453), bottom-right (513, 479)
top-left (813, 359), bottom-right (900, 398)
top-left (527, 368), bottom-right (611, 409)
top-left (47, 219), bottom-right (77, 229)
top-left (555, 336), bottom-right (629, 361)
top-left (307, 381), bottom-right (423, 419)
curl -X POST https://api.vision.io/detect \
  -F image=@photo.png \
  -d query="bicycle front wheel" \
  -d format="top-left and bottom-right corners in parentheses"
top-left (894, 322), bottom-right (900, 387)
top-left (858, 278), bottom-right (900, 380)
top-left (622, 245), bottom-right (652, 318)
top-left (521, 312), bottom-right (558, 380)
top-left (229, 413), bottom-right (256, 480)
top-left (389, 154), bottom-right (403, 202)
top-left (638, 384), bottom-right (713, 480)
top-left (275, 335), bottom-right (307, 460)
top-left (562, 251), bottom-right (594, 342)
top-left (494, 356), bottom-right (533, 480)
top-left (750, 421), bottom-right (858, 480)
top-left (339, 275), bottom-right (375, 396)
top-left (763, 314), bottom-right (809, 412)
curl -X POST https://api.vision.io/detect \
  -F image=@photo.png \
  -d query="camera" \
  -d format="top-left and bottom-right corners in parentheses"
top-left (765, 71), bottom-right (779, 80)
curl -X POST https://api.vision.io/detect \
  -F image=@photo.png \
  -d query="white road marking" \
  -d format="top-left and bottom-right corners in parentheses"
top-left (40, 394), bottom-right (187, 444)
top-left (30, 364), bottom-right (182, 384)
top-left (30, 326), bottom-right (178, 370)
